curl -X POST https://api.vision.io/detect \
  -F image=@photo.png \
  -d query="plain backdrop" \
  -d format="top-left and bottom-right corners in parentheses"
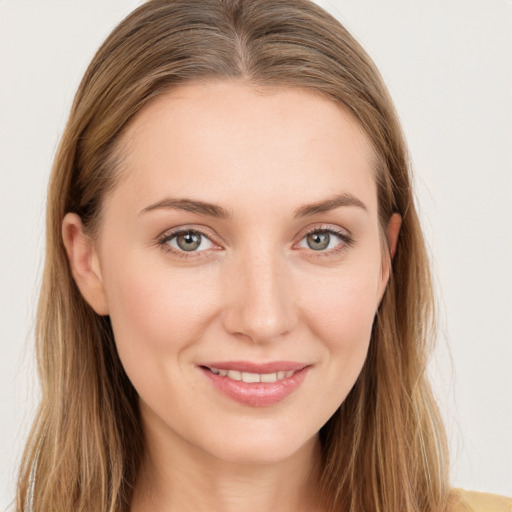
top-left (0, 1), bottom-right (511, 509)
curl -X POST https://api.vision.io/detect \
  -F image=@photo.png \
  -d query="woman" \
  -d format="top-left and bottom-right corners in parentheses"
top-left (14, 0), bottom-right (511, 511)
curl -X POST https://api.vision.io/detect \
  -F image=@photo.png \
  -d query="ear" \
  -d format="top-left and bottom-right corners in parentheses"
top-left (378, 213), bottom-right (402, 300)
top-left (62, 213), bottom-right (109, 315)
top-left (387, 213), bottom-right (401, 260)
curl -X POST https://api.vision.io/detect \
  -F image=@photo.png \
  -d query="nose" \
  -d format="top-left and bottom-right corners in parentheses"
top-left (221, 246), bottom-right (297, 344)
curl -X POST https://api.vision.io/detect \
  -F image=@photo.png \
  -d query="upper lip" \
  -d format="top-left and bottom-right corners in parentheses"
top-left (199, 361), bottom-right (309, 373)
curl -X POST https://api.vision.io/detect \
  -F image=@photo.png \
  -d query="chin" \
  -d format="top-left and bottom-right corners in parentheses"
top-left (194, 423), bottom-right (320, 467)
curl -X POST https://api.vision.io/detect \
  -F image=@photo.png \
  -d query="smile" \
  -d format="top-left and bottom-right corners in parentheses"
top-left (199, 361), bottom-right (311, 407)
top-left (205, 367), bottom-right (296, 383)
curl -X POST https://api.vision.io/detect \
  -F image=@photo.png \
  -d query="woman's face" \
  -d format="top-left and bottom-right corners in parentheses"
top-left (66, 81), bottom-right (397, 465)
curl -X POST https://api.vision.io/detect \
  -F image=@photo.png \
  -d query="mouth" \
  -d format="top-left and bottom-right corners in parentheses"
top-left (201, 366), bottom-right (298, 383)
top-left (198, 361), bottom-right (311, 407)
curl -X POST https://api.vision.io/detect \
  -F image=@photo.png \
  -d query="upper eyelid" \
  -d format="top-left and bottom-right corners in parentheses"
top-left (158, 225), bottom-right (221, 244)
top-left (294, 224), bottom-right (353, 241)
top-left (293, 225), bottom-right (355, 254)
top-left (157, 228), bottom-right (221, 258)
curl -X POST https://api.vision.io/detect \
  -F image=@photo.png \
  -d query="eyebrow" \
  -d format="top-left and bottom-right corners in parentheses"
top-left (139, 198), bottom-right (230, 218)
top-left (293, 193), bottom-right (367, 217)
top-left (139, 193), bottom-right (366, 219)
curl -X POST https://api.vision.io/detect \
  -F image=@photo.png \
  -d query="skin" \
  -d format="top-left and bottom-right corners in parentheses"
top-left (63, 81), bottom-right (400, 512)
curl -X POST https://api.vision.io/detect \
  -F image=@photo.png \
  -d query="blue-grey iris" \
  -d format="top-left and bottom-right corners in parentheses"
top-left (177, 231), bottom-right (201, 251)
top-left (307, 232), bottom-right (330, 250)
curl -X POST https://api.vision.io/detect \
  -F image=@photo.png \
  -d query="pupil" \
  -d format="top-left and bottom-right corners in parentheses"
top-left (307, 232), bottom-right (330, 250)
top-left (177, 231), bottom-right (201, 251)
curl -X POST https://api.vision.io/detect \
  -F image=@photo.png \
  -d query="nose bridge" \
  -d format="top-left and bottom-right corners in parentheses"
top-left (222, 240), bottom-right (296, 343)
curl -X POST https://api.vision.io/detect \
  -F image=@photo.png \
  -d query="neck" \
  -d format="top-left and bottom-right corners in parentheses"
top-left (131, 416), bottom-right (323, 512)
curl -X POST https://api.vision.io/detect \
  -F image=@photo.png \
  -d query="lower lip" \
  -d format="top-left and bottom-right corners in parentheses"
top-left (200, 366), bottom-right (310, 407)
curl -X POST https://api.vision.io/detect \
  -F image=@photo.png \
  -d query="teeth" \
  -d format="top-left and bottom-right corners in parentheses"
top-left (208, 367), bottom-right (296, 383)
top-left (227, 370), bottom-right (242, 380)
top-left (242, 372), bottom-right (260, 383)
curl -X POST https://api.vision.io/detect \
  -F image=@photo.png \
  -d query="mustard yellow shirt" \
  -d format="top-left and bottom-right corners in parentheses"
top-left (451, 489), bottom-right (512, 512)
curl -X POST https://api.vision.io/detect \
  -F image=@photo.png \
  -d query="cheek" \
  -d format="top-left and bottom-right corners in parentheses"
top-left (102, 254), bottom-right (221, 375)
top-left (297, 263), bottom-right (381, 403)
top-left (300, 267), bottom-right (379, 348)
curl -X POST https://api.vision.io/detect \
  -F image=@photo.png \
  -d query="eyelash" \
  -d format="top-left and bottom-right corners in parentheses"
top-left (156, 225), bottom-right (354, 259)
top-left (157, 227), bottom-right (218, 259)
top-left (299, 226), bottom-right (355, 257)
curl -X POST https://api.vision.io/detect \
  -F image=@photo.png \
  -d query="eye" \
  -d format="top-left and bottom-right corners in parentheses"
top-left (162, 229), bottom-right (215, 253)
top-left (296, 227), bottom-right (353, 253)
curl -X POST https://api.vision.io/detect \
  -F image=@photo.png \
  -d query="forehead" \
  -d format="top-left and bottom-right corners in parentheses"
top-left (112, 80), bottom-right (378, 217)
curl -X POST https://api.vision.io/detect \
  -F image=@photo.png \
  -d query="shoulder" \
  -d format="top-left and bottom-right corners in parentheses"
top-left (448, 489), bottom-right (512, 512)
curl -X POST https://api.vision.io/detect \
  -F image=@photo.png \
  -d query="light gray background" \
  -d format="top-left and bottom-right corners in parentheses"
top-left (1, 1), bottom-right (511, 509)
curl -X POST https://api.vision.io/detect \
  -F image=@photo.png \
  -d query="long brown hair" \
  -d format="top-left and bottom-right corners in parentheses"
top-left (17, 1), bottom-right (449, 510)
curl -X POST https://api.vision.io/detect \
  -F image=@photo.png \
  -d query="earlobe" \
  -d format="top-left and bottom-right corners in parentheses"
top-left (62, 213), bottom-right (109, 315)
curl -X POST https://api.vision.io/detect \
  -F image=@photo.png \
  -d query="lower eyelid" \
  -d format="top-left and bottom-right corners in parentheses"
top-left (295, 228), bottom-right (354, 254)
top-left (170, 233), bottom-right (214, 251)
top-left (158, 228), bottom-right (218, 252)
